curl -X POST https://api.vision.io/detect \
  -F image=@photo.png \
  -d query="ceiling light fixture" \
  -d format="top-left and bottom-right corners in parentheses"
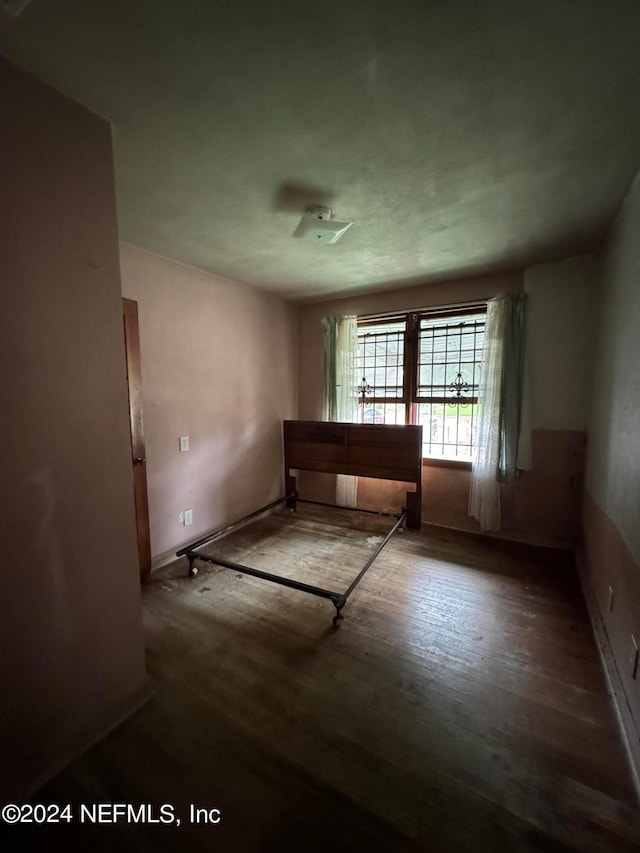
top-left (293, 206), bottom-right (353, 244)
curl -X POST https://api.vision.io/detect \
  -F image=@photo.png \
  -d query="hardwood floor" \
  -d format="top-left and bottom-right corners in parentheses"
top-left (19, 505), bottom-right (640, 851)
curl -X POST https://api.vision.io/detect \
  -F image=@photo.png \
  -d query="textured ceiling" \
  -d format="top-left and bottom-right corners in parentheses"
top-left (2, 1), bottom-right (640, 299)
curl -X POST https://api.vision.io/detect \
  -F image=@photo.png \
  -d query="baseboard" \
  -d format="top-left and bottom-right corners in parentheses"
top-left (4, 680), bottom-right (155, 803)
top-left (421, 515), bottom-right (574, 551)
top-left (355, 503), bottom-right (574, 551)
top-left (152, 547), bottom-right (182, 572)
top-left (575, 551), bottom-right (640, 802)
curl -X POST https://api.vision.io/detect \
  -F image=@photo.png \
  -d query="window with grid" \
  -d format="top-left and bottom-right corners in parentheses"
top-left (356, 319), bottom-right (406, 425)
top-left (356, 305), bottom-right (486, 461)
top-left (415, 309), bottom-right (485, 460)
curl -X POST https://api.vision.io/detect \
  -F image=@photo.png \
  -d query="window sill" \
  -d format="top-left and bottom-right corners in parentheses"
top-left (422, 457), bottom-right (472, 471)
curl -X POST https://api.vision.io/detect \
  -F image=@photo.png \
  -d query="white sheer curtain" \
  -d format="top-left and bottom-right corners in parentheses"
top-left (336, 316), bottom-right (358, 424)
top-left (469, 298), bottom-right (505, 530)
top-left (322, 314), bottom-right (358, 507)
top-left (336, 316), bottom-right (358, 506)
top-left (469, 293), bottom-right (526, 531)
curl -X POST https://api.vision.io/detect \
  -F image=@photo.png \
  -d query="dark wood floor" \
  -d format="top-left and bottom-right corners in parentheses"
top-left (20, 505), bottom-right (640, 851)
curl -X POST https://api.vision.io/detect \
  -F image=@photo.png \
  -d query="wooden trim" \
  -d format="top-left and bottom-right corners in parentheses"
top-left (357, 299), bottom-right (488, 323)
top-left (357, 315), bottom-right (407, 328)
top-left (414, 396), bottom-right (479, 405)
top-left (404, 314), bottom-right (417, 421)
top-left (152, 548), bottom-right (183, 572)
top-left (415, 305), bottom-right (487, 322)
top-left (123, 298), bottom-right (151, 581)
top-left (575, 551), bottom-right (640, 803)
top-left (123, 299), bottom-right (145, 461)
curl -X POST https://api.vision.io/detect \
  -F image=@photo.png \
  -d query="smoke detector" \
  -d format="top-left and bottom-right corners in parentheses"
top-left (293, 206), bottom-right (353, 244)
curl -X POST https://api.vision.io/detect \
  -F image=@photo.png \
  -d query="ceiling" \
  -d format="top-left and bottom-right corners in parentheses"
top-left (2, 1), bottom-right (640, 300)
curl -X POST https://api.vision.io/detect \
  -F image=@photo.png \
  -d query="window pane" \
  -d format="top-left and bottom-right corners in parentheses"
top-left (358, 402), bottom-right (406, 425)
top-left (357, 321), bottom-right (405, 400)
top-left (417, 312), bottom-right (485, 402)
top-left (357, 308), bottom-right (485, 459)
top-left (417, 402), bottom-right (479, 460)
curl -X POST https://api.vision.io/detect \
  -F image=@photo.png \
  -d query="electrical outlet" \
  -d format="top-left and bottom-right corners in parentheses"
top-left (630, 636), bottom-right (638, 680)
top-left (184, 509), bottom-right (193, 526)
top-left (179, 436), bottom-right (190, 452)
top-left (608, 585), bottom-right (614, 614)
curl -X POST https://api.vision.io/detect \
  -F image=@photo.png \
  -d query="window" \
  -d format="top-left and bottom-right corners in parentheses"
top-left (356, 306), bottom-right (486, 461)
top-left (356, 319), bottom-right (406, 426)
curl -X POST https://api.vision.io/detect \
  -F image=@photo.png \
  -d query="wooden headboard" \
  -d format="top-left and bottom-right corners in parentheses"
top-left (283, 420), bottom-right (422, 529)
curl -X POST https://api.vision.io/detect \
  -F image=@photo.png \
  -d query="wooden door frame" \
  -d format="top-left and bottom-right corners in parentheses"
top-left (123, 298), bottom-right (151, 581)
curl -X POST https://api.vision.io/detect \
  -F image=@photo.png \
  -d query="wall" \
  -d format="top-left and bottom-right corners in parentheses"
top-left (582, 172), bottom-right (640, 765)
top-left (297, 259), bottom-right (598, 546)
top-left (119, 244), bottom-right (298, 564)
top-left (522, 255), bottom-right (599, 433)
top-left (512, 253), bottom-right (599, 543)
top-left (0, 59), bottom-right (148, 800)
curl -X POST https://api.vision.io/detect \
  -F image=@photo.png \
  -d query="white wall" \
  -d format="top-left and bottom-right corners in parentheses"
top-left (581, 171), bottom-right (640, 770)
top-left (119, 244), bottom-right (298, 563)
top-left (523, 253), bottom-right (599, 432)
top-left (586, 174), bottom-right (640, 561)
top-left (0, 58), bottom-right (148, 800)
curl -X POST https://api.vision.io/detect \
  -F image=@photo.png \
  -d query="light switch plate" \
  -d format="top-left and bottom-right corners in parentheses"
top-left (179, 436), bottom-right (190, 452)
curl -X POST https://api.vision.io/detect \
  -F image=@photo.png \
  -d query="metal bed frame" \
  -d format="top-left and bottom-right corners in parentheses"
top-left (176, 420), bottom-right (422, 626)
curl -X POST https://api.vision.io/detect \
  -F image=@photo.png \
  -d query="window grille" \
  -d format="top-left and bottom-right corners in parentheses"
top-left (356, 319), bottom-right (407, 425)
top-left (416, 310), bottom-right (485, 459)
top-left (356, 305), bottom-right (486, 459)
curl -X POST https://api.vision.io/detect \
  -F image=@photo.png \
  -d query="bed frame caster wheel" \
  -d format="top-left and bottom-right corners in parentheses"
top-left (332, 612), bottom-right (344, 627)
top-left (187, 559), bottom-right (198, 578)
top-left (397, 526), bottom-right (404, 534)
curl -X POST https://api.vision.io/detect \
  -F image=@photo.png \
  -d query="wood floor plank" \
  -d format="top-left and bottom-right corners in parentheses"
top-left (20, 504), bottom-right (640, 851)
